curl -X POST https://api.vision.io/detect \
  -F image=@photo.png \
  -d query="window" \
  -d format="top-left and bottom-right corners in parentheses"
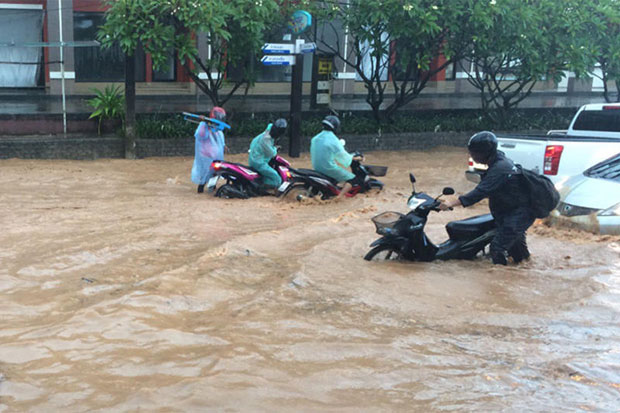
top-left (0, 8), bottom-right (43, 87)
top-left (444, 62), bottom-right (456, 80)
top-left (584, 154), bottom-right (620, 183)
top-left (153, 49), bottom-right (176, 81)
top-left (573, 110), bottom-right (620, 132)
top-left (73, 12), bottom-right (145, 82)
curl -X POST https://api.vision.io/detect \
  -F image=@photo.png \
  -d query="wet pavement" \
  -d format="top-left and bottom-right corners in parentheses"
top-left (1, 148), bottom-right (619, 411)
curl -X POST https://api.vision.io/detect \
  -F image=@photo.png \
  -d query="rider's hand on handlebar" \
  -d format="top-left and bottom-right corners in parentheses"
top-left (353, 155), bottom-right (364, 162)
top-left (440, 196), bottom-right (461, 211)
top-left (439, 201), bottom-right (453, 211)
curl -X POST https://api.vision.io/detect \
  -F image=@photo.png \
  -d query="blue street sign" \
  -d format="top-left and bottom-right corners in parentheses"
top-left (261, 43), bottom-right (295, 55)
top-left (261, 55), bottom-right (296, 66)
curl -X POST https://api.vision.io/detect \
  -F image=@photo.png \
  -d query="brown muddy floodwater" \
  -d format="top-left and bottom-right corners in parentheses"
top-left (1, 148), bottom-right (619, 412)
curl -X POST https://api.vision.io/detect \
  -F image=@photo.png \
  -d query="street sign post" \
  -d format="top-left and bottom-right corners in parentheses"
top-left (261, 11), bottom-right (313, 158)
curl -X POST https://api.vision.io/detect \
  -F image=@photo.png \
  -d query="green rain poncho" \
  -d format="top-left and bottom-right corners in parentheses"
top-left (310, 130), bottom-right (355, 182)
top-left (248, 124), bottom-right (282, 188)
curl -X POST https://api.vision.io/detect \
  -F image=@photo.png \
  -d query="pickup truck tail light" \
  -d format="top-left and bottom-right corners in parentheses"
top-left (543, 145), bottom-right (564, 175)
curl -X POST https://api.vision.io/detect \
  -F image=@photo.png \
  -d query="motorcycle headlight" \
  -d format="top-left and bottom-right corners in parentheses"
top-left (408, 197), bottom-right (424, 210)
top-left (598, 202), bottom-right (620, 217)
top-left (379, 227), bottom-right (399, 236)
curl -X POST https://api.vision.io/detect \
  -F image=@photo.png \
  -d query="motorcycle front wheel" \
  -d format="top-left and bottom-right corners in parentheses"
top-left (282, 183), bottom-right (327, 201)
top-left (364, 245), bottom-right (402, 261)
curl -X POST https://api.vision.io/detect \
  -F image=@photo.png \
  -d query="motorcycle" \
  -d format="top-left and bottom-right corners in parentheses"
top-left (208, 155), bottom-right (293, 199)
top-left (364, 173), bottom-right (496, 261)
top-left (279, 152), bottom-right (387, 200)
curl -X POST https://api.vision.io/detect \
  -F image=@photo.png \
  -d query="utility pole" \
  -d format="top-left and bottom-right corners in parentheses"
top-left (289, 39), bottom-right (305, 158)
top-left (57, 0), bottom-right (66, 135)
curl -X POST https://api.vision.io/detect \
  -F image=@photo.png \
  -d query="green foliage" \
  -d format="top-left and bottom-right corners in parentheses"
top-left (574, 0), bottom-right (620, 102)
top-left (305, 0), bottom-right (486, 122)
top-left (134, 110), bottom-right (573, 140)
top-left (461, 0), bottom-right (585, 124)
top-left (97, 0), bottom-right (288, 107)
top-left (87, 85), bottom-right (125, 135)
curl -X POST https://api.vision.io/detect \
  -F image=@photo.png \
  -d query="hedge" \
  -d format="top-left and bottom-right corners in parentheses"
top-left (135, 108), bottom-right (575, 140)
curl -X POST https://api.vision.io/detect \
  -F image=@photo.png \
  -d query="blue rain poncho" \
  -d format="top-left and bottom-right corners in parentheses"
top-left (248, 124), bottom-right (282, 188)
top-left (191, 121), bottom-right (225, 185)
top-left (310, 130), bottom-right (355, 182)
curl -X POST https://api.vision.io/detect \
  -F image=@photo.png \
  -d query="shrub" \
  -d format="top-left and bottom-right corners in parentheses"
top-left (87, 85), bottom-right (125, 135)
top-left (134, 109), bottom-right (573, 139)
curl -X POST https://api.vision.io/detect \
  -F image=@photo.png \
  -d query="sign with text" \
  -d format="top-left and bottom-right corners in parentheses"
top-left (261, 55), bottom-right (296, 66)
top-left (262, 43), bottom-right (295, 55)
top-left (299, 42), bottom-right (316, 54)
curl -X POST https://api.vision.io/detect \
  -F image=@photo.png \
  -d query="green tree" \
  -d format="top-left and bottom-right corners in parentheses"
top-left (306, 0), bottom-right (485, 123)
top-left (579, 0), bottom-right (620, 102)
top-left (185, 0), bottom-right (287, 106)
top-left (461, 0), bottom-right (587, 125)
top-left (98, 0), bottom-right (285, 151)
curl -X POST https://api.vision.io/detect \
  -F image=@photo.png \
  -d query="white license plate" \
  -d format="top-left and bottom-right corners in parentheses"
top-left (207, 176), bottom-right (219, 190)
top-left (278, 181), bottom-right (291, 192)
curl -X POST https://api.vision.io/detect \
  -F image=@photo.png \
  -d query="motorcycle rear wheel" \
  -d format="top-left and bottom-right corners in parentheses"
top-left (364, 245), bottom-right (402, 261)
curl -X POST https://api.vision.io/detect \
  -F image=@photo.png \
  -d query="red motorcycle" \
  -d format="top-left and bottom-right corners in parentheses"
top-left (208, 155), bottom-right (293, 199)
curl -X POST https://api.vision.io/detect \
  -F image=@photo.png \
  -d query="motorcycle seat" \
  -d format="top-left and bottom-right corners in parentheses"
top-left (446, 213), bottom-right (495, 240)
top-left (214, 161), bottom-right (259, 177)
top-left (295, 169), bottom-right (339, 184)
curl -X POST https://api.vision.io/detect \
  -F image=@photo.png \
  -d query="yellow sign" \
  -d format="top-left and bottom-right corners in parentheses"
top-left (318, 59), bottom-right (332, 75)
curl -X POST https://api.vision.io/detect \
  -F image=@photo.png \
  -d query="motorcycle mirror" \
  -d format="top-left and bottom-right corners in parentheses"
top-left (443, 187), bottom-right (455, 195)
top-left (409, 173), bottom-right (416, 183)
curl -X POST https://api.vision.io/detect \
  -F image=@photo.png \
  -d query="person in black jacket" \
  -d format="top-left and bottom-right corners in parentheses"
top-left (440, 131), bottom-right (535, 265)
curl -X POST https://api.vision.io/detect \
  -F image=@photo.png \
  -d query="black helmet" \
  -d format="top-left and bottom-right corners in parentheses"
top-left (271, 118), bottom-right (288, 140)
top-left (322, 115), bottom-right (341, 132)
top-left (467, 131), bottom-right (498, 160)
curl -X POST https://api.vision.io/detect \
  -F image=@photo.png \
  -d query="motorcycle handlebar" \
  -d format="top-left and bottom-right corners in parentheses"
top-left (427, 200), bottom-right (452, 212)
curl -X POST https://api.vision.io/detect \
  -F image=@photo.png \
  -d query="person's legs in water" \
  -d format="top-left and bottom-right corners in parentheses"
top-left (336, 175), bottom-right (363, 200)
top-left (336, 182), bottom-right (353, 200)
top-left (254, 163), bottom-right (282, 194)
top-left (508, 233), bottom-right (531, 263)
top-left (490, 208), bottom-right (535, 265)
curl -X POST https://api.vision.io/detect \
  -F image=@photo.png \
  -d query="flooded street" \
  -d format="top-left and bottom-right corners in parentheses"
top-left (1, 148), bottom-right (619, 412)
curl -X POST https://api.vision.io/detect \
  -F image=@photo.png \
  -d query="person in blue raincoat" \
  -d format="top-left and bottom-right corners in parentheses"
top-left (192, 107), bottom-right (227, 193)
top-left (248, 118), bottom-right (288, 190)
top-left (310, 115), bottom-right (363, 199)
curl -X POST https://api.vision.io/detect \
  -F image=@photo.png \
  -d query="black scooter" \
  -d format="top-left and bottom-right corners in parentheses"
top-left (280, 152), bottom-right (386, 200)
top-left (364, 173), bottom-right (496, 262)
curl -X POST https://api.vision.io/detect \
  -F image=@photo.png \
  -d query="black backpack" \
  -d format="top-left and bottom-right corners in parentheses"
top-left (517, 165), bottom-right (560, 219)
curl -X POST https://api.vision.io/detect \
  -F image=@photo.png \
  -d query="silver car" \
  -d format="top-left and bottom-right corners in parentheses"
top-left (550, 153), bottom-right (620, 235)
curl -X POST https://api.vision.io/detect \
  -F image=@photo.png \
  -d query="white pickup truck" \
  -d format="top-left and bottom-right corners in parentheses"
top-left (466, 103), bottom-right (620, 185)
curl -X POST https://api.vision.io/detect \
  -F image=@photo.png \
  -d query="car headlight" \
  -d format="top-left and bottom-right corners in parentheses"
top-left (598, 202), bottom-right (620, 217)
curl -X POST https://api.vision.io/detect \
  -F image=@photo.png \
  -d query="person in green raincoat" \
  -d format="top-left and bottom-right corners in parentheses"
top-left (310, 115), bottom-right (364, 199)
top-left (248, 118), bottom-right (288, 190)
